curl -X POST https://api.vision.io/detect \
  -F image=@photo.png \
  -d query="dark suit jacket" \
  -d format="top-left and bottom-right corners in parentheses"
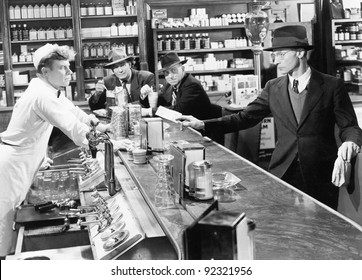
top-left (88, 69), bottom-right (154, 110)
top-left (205, 68), bottom-right (362, 189)
top-left (158, 73), bottom-right (213, 120)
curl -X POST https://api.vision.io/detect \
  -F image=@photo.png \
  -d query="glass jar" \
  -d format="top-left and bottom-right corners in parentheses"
top-left (191, 160), bottom-right (213, 200)
top-left (154, 154), bottom-right (176, 208)
top-left (245, 2), bottom-right (269, 47)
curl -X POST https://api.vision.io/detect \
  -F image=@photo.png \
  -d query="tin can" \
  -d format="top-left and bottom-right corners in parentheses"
top-left (192, 160), bottom-right (213, 200)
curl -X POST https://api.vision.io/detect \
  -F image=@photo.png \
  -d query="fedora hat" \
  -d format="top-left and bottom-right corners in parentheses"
top-left (104, 48), bottom-right (134, 68)
top-left (158, 52), bottom-right (187, 72)
top-left (264, 25), bottom-right (314, 51)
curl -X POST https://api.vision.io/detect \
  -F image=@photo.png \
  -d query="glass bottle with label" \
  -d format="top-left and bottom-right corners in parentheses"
top-left (27, 5), bottom-right (34, 19)
top-left (58, 3), bottom-right (65, 17)
top-left (103, 43), bottom-right (110, 57)
top-left (96, 3), bottom-right (104, 15)
top-left (90, 43), bottom-right (97, 58)
top-left (14, 5), bottom-right (21, 19)
top-left (52, 4), bottom-right (59, 17)
top-left (9, 6), bottom-right (15, 20)
top-left (83, 44), bottom-right (90, 58)
top-left (97, 43), bottom-right (104, 57)
top-left (105, 2), bottom-right (113, 15)
top-left (110, 23), bottom-right (118, 36)
top-left (21, 5), bottom-right (28, 19)
top-left (40, 4), bottom-right (46, 18)
top-left (80, 2), bottom-right (87, 16)
top-left (88, 3), bottom-right (96, 16)
top-left (46, 4), bottom-right (52, 18)
top-left (127, 43), bottom-right (134, 55)
top-left (65, 4), bottom-right (72, 17)
top-left (22, 24), bottom-right (29, 40)
top-left (118, 22), bottom-right (126, 36)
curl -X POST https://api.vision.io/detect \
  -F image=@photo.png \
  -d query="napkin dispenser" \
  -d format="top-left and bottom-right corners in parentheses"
top-left (140, 117), bottom-right (164, 151)
top-left (169, 142), bottom-right (205, 199)
top-left (183, 201), bottom-right (255, 260)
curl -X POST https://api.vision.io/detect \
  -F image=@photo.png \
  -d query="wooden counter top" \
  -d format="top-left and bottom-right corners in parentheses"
top-left (119, 120), bottom-right (362, 260)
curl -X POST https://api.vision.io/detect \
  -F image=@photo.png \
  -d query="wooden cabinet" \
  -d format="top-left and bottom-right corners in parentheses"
top-left (0, 0), bottom-right (148, 108)
top-left (329, 18), bottom-right (362, 95)
top-left (149, 1), bottom-right (254, 95)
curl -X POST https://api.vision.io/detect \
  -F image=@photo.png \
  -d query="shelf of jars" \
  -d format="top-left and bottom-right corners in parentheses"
top-left (80, 14), bottom-right (136, 19)
top-left (11, 38), bottom-right (74, 44)
top-left (159, 68), bottom-right (254, 76)
top-left (157, 47), bottom-right (252, 54)
top-left (8, 3), bottom-right (73, 21)
top-left (9, 17), bottom-right (72, 22)
top-left (154, 24), bottom-right (246, 32)
top-left (82, 35), bottom-right (138, 40)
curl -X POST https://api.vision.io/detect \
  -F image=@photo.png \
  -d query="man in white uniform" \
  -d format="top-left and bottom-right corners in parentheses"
top-left (0, 44), bottom-right (109, 257)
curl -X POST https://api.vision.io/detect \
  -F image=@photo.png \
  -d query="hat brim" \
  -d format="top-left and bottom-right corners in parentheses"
top-left (104, 56), bottom-right (134, 68)
top-left (158, 59), bottom-right (188, 72)
top-left (263, 45), bottom-right (314, 51)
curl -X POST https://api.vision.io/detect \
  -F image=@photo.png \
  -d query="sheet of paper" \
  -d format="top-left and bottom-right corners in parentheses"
top-left (155, 106), bottom-right (182, 123)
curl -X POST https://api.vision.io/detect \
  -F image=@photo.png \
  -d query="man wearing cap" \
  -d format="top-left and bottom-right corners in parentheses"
top-left (178, 25), bottom-right (362, 210)
top-left (0, 43), bottom-right (110, 257)
top-left (157, 52), bottom-right (214, 121)
top-left (88, 49), bottom-right (155, 111)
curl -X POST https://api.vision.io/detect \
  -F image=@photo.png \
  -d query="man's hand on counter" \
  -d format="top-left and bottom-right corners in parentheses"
top-left (176, 115), bottom-right (205, 130)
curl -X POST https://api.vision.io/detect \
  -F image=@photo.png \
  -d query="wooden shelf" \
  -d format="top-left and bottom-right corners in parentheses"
top-left (158, 68), bottom-right (253, 76)
top-left (10, 17), bottom-right (72, 22)
top-left (332, 18), bottom-right (362, 24)
top-left (80, 14), bottom-right (136, 19)
top-left (13, 62), bottom-right (34, 66)
top-left (153, 24), bottom-right (245, 32)
top-left (11, 38), bottom-right (74, 44)
top-left (81, 35), bottom-right (137, 40)
top-left (336, 59), bottom-right (362, 65)
top-left (335, 40), bottom-right (362, 45)
top-left (158, 47), bottom-right (252, 54)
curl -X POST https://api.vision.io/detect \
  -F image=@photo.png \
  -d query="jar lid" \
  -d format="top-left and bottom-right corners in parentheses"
top-left (192, 160), bottom-right (212, 169)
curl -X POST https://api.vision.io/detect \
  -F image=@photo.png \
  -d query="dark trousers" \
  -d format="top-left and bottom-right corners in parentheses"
top-left (282, 158), bottom-right (339, 210)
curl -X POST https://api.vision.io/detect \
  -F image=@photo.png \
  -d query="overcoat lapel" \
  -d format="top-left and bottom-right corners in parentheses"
top-left (298, 70), bottom-right (324, 128)
top-left (275, 76), bottom-right (298, 129)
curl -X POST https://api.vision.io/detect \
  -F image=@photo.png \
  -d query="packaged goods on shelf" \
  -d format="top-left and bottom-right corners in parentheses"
top-left (231, 75), bottom-right (259, 108)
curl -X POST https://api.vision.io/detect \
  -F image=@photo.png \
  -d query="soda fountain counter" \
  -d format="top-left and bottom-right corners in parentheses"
top-left (9, 120), bottom-right (362, 260)
top-left (115, 120), bottom-right (362, 260)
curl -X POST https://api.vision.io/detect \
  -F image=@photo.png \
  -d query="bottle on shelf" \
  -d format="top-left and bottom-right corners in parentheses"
top-left (88, 3), bottom-right (96, 16)
top-left (14, 5), bottom-right (21, 19)
top-left (65, 3), bottom-right (72, 17)
top-left (170, 35), bottom-right (175, 50)
top-left (46, 4), bottom-right (52, 18)
top-left (29, 27), bottom-right (37, 40)
top-left (11, 25), bottom-right (18, 41)
top-left (28, 5), bottom-right (34, 19)
top-left (125, 23), bottom-right (133, 35)
top-left (33, 4), bottom-right (40, 18)
top-left (195, 33), bottom-right (201, 50)
top-left (53, 4), bottom-right (59, 18)
top-left (203, 33), bottom-right (210, 49)
top-left (157, 35), bottom-right (164, 51)
top-left (180, 34), bottom-right (185, 50)
top-left (127, 43), bottom-right (134, 56)
top-left (96, 3), bottom-right (104, 16)
top-left (174, 34), bottom-right (181, 51)
top-left (105, 2), bottom-right (113, 15)
top-left (21, 5), bottom-right (28, 19)
top-left (165, 35), bottom-right (171, 51)
top-left (184, 34), bottom-right (190, 50)
top-left (190, 34), bottom-right (196, 49)
top-left (118, 22), bottom-right (126, 36)
top-left (66, 27), bottom-right (73, 38)
top-left (97, 43), bottom-right (104, 57)
top-left (132, 22), bottom-right (138, 36)
top-left (17, 24), bottom-right (23, 41)
top-left (58, 3), bottom-right (65, 17)
top-left (22, 24), bottom-right (29, 41)
top-left (83, 44), bottom-right (90, 58)
top-left (9, 6), bottom-right (15, 20)
top-left (80, 2), bottom-right (87, 16)
top-left (111, 23), bottom-right (118, 36)
top-left (103, 43), bottom-right (111, 57)
top-left (90, 43), bottom-right (97, 58)
top-left (40, 4), bottom-right (46, 18)
top-left (135, 43), bottom-right (139, 55)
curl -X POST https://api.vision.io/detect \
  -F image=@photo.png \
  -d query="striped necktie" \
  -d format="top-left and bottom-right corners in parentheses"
top-left (293, 79), bottom-right (299, 94)
top-left (172, 87), bottom-right (177, 106)
top-left (122, 80), bottom-right (132, 102)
